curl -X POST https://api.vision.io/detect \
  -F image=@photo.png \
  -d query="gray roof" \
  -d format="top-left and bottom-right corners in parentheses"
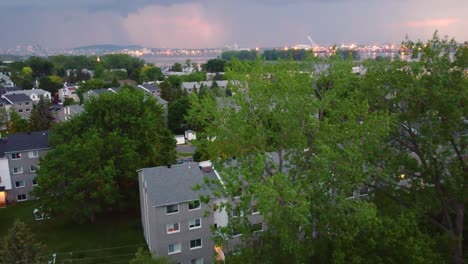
top-left (4, 89), bottom-right (50, 98)
top-left (2, 93), bottom-right (32, 103)
top-left (139, 162), bottom-right (218, 207)
top-left (0, 130), bottom-right (50, 156)
top-left (68, 104), bottom-right (84, 114)
top-left (139, 83), bottom-right (160, 91)
top-left (155, 95), bottom-right (168, 105)
top-left (107, 87), bottom-right (122, 93)
top-left (88, 88), bottom-right (110, 95)
top-left (0, 86), bottom-right (23, 95)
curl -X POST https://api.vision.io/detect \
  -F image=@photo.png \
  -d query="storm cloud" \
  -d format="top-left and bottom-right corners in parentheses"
top-left (0, 0), bottom-right (467, 49)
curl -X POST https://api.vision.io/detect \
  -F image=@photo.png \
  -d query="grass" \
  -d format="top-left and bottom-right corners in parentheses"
top-left (177, 152), bottom-right (194, 158)
top-left (0, 200), bottom-right (146, 264)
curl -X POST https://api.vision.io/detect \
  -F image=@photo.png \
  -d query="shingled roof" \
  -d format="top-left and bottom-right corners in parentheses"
top-left (0, 130), bottom-right (50, 157)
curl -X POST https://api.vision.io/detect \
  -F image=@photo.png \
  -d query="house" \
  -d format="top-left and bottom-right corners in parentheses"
top-left (138, 162), bottom-right (220, 264)
top-left (54, 105), bottom-right (85, 122)
top-left (58, 83), bottom-right (80, 103)
top-left (138, 161), bottom-right (264, 263)
top-left (185, 130), bottom-right (196, 141)
top-left (0, 155), bottom-right (12, 207)
top-left (0, 131), bottom-right (50, 203)
top-left (138, 83), bottom-right (161, 96)
top-left (1, 94), bottom-right (33, 119)
top-left (4, 89), bottom-right (52, 104)
top-left (175, 135), bottom-right (186, 145)
top-left (82, 88), bottom-right (111, 102)
top-left (0, 86), bottom-right (23, 95)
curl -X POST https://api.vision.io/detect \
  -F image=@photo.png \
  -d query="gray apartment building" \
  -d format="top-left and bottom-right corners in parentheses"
top-left (1, 93), bottom-right (34, 119)
top-left (138, 161), bottom-right (264, 264)
top-left (138, 163), bottom-right (218, 264)
top-left (0, 131), bottom-right (50, 203)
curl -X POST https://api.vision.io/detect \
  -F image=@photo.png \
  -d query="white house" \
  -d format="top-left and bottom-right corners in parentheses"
top-left (185, 130), bottom-right (196, 141)
top-left (0, 157), bottom-right (12, 207)
top-left (4, 89), bottom-right (51, 104)
top-left (175, 135), bottom-right (186, 145)
top-left (59, 83), bottom-right (80, 103)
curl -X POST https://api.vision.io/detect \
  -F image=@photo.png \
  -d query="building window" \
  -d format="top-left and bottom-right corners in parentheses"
top-left (18, 109), bottom-right (23, 113)
top-left (189, 218), bottom-right (202, 230)
top-left (166, 204), bottom-right (179, 214)
top-left (32, 178), bottom-right (38, 186)
top-left (189, 239), bottom-right (202, 250)
top-left (232, 208), bottom-right (244, 218)
top-left (168, 242), bottom-right (181, 255)
top-left (15, 180), bottom-right (25, 188)
top-left (11, 153), bottom-right (21, 160)
top-left (13, 167), bottom-right (23, 174)
top-left (252, 205), bottom-right (259, 214)
top-left (191, 258), bottom-right (203, 264)
top-left (26, 108), bottom-right (30, 112)
top-left (25, 102), bottom-right (30, 105)
top-left (167, 223), bottom-right (180, 234)
top-left (30, 165), bottom-right (37, 173)
top-left (17, 194), bottom-right (27, 201)
top-left (232, 228), bottom-right (241, 237)
top-left (189, 200), bottom-right (200, 210)
top-left (28, 151), bottom-right (39, 158)
top-left (252, 223), bottom-right (263, 232)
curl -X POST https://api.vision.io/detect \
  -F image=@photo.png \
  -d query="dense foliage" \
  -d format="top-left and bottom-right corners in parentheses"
top-left (0, 220), bottom-right (44, 264)
top-left (33, 89), bottom-right (176, 222)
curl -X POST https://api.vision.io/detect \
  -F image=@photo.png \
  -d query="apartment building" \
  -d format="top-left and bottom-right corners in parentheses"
top-left (0, 131), bottom-right (50, 203)
top-left (138, 161), bottom-right (264, 263)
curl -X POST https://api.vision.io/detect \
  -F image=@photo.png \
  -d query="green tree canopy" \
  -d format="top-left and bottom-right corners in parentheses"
top-left (0, 220), bottom-right (44, 264)
top-left (34, 89), bottom-right (176, 222)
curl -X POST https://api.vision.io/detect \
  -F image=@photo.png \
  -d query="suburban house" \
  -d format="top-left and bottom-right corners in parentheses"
top-left (58, 83), bottom-right (80, 103)
top-left (54, 104), bottom-right (85, 122)
top-left (138, 161), bottom-right (264, 263)
top-left (0, 86), bottom-right (23, 95)
top-left (1, 93), bottom-right (34, 119)
top-left (4, 89), bottom-right (52, 104)
top-left (0, 130), bottom-right (50, 203)
top-left (0, 73), bottom-right (15, 88)
top-left (82, 88), bottom-right (111, 102)
top-left (138, 83), bottom-right (161, 96)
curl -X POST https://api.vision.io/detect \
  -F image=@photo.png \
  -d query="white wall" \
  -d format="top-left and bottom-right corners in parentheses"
top-left (175, 135), bottom-right (185, 145)
top-left (0, 157), bottom-right (12, 190)
top-left (213, 198), bottom-right (229, 228)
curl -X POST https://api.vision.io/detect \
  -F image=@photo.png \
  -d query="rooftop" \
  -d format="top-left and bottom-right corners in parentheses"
top-left (0, 130), bottom-right (50, 156)
top-left (139, 162), bottom-right (218, 207)
top-left (2, 93), bottom-right (33, 103)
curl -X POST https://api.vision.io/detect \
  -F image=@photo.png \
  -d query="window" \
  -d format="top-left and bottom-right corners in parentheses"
top-left (189, 218), bottom-right (202, 230)
top-left (189, 200), bottom-right (200, 210)
top-left (17, 194), bottom-right (27, 201)
top-left (166, 204), bottom-right (179, 214)
top-left (232, 208), bottom-right (244, 218)
top-left (252, 205), bottom-right (259, 214)
top-left (32, 178), bottom-right (38, 186)
top-left (30, 165), bottom-right (37, 173)
top-left (13, 167), bottom-right (23, 174)
top-left (28, 151), bottom-right (39, 158)
top-left (167, 223), bottom-right (180, 234)
top-left (11, 153), bottom-right (21, 160)
top-left (189, 239), bottom-right (202, 250)
top-left (18, 109), bottom-right (23, 113)
top-left (252, 223), bottom-right (263, 232)
top-left (26, 108), bottom-right (30, 112)
top-left (191, 258), bottom-right (203, 264)
top-left (168, 242), bottom-right (181, 255)
top-left (25, 102), bottom-right (30, 105)
top-left (15, 180), bottom-right (25, 188)
top-left (232, 229), bottom-right (241, 237)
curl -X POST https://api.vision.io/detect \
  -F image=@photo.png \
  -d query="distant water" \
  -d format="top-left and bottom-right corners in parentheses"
top-left (142, 52), bottom-right (402, 66)
top-left (142, 54), bottom-right (218, 67)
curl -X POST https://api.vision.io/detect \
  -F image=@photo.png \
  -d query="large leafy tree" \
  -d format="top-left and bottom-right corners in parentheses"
top-left (361, 34), bottom-right (467, 263)
top-left (34, 89), bottom-right (176, 222)
top-left (29, 98), bottom-right (55, 131)
top-left (0, 220), bottom-right (44, 264)
top-left (190, 49), bottom-right (454, 262)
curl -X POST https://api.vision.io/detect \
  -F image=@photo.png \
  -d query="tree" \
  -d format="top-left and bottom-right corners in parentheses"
top-left (33, 89), bottom-right (176, 222)
top-left (202, 58), bottom-right (226, 72)
top-left (29, 98), bottom-right (54, 131)
top-left (170, 62), bottom-right (183, 72)
top-left (0, 220), bottom-right (44, 264)
top-left (140, 65), bottom-right (164, 83)
top-left (360, 34), bottom-right (467, 263)
top-left (189, 56), bottom-right (448, 262)
top-left (168, 96), bottom-right (190, 134)
top-left (8, 111), bottom-right (29, 133)
top-left (129, 248), bottom-right (176, 264)
top-left (39, 75), bottom-right (62, 94)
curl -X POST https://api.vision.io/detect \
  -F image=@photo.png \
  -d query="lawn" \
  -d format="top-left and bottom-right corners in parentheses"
top-left (0, 200), bottom-right (146, 264)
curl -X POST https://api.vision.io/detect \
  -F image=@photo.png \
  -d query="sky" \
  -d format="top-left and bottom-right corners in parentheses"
top-left (1, 0), bottom-right (467, 49)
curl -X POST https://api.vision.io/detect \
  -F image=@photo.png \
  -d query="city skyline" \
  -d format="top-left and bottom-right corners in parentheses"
top-left (1, 0), bottom-right (467, 50)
